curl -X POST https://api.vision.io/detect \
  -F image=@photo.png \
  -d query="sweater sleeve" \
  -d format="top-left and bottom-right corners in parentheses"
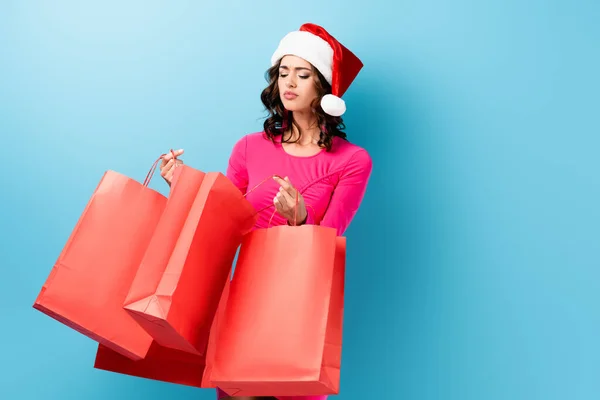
top-left (225, 135), bottom-right (249, 194)
top-left (319, 149), bottom-right (373, 236)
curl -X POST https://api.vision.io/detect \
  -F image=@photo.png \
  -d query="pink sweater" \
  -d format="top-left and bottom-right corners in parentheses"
top-left (217, 131), bottom-right (372, 400)
top-left (226, 131), bottom-right (373, 235)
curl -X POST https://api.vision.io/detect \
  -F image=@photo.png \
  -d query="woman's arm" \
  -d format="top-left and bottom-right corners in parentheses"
top-left (225, 136), bottom-right (249, 194)
top-left (317, 149), bottom-right (373, 236)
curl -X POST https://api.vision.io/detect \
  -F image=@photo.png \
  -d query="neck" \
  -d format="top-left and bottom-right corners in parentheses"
top-left (286, 110), bottom-right (320, 145)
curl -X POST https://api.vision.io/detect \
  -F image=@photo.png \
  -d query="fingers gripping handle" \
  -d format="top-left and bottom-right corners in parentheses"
top-left (143, 149), bottom-right (179, 187)
top-left (245, 174), bottom-right (316, 227)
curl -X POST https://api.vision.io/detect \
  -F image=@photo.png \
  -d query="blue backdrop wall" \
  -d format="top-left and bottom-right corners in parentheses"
top-left (1, 1), bottom-right (598, 399)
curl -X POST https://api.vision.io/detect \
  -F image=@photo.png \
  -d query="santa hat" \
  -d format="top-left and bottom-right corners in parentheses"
top-left (271, 23), bottom-right (364, 117)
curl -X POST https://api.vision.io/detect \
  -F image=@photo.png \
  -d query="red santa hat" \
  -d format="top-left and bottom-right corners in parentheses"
top-left (270, 23), bottom-right (364, 117)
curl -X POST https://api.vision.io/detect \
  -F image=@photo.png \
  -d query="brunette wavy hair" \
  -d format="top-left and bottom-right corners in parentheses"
top-left (260, 58), bottom-right (347, 151)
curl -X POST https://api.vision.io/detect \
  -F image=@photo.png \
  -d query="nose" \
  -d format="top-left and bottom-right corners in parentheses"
top-left (286, 76), bottom-right (296, 88)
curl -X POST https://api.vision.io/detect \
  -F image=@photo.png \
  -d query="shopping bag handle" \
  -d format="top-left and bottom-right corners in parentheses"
top-left (267, 195), bottom-right (316, 228)
top-left (143, 149), bottom-right (179, 187)
top-left (243, 174), bottom-right (283, 197)
top-left (243, 174), bottom-right (281, 216)
top-left (243, 173), bottom-right (316, 227)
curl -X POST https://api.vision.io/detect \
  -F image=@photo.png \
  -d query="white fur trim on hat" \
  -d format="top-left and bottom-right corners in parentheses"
top-left (321, 94), bottom-right (346, 116)
top-left (271, 31), bottom-right (333, 84)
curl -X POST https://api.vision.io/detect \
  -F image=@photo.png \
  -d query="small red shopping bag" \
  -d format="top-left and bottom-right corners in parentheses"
top-left (94, 271), bottom-right (231, 388)
top-left (209, 225), bottom-right (347, 397)
top-left (33, 160), bottom-right (168, 360)
top-left (123, 165), bottom-right (257, 356)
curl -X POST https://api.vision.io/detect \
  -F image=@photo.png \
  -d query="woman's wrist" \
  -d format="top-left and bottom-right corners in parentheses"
top-left (288, 210), bottom-right (308, 226)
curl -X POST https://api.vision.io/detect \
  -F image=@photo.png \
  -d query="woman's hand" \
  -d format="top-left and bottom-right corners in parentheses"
top-left (273, 176), bottom-right (308, 225)
top-left (160, 149), bottom-right (184, 186)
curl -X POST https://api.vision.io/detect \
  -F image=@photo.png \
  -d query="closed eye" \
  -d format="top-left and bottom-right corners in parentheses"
top-left (279, 74), bottom-right (311, 79)
top-left (280, 65), bottom-right (312, 79)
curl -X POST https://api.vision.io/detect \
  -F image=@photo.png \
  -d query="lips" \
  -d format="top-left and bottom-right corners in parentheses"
top-left (284, 91), bottom-right (298, 100)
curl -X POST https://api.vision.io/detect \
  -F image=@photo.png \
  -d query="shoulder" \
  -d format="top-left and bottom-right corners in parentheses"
top-left (231, 131), bottom-right (272, 149)
top-left (330, 137), bottom-right (373, 172)
top-left (229, 131), bottom-right (272, 155)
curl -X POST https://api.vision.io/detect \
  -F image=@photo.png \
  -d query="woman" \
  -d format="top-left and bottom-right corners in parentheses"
top-left (160, 23), bottom-right (372, 400)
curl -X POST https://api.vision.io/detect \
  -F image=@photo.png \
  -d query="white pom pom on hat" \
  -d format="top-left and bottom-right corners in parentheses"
top-left (321, 94), bottom-right (346, 117)
top-left (271, 23), bottom-right (363, 117)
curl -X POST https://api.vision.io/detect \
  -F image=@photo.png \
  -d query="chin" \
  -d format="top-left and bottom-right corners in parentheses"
top-left (281, 98), bottom-right (295, 110)
top-left (281, 99), bottom-right (308, 113)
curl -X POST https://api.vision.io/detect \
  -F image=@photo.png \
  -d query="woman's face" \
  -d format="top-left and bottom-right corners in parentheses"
top-left (278, 55), bottom-right (319, 113)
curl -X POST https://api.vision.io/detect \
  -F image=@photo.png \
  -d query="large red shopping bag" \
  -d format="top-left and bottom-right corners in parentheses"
top-left (33, 167), bottom-right (167, 360)
top-left (123, 165), bottom-right (257, 356)
top-left (93, 271), bottom-right (231, 387)
top-left (209, 225), bottom-right (347, 397)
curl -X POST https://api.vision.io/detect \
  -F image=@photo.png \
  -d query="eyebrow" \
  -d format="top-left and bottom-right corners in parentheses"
top-left (279, 65), bottom-right (312, 72)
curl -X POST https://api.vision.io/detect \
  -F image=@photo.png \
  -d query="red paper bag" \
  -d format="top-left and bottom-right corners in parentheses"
top-left (94, 271), bottom-right (231, 388)
top-left (123, 165), bottom-right (256, 356)
top-left (33, 170), bottom-right (166, 360)
top-left (210, 225), bottom-right (346, 397)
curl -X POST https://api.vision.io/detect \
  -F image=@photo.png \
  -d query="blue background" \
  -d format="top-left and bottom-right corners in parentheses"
top-left (1, 1), bottom-right (598, 399)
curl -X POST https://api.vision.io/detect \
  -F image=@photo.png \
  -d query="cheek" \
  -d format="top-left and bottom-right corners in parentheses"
top-left (300, 80), bottom-right (318, 101)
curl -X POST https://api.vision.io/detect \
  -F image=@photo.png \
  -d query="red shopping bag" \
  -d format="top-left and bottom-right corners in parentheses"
top-left (93, 271), bottom-right (231, 388)
top-left (33, 165), bottom-right (167, 360)
top-left (123, 165), bottom-right (257, 356)
top-left (209, 225), bottom-right (347, 397)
